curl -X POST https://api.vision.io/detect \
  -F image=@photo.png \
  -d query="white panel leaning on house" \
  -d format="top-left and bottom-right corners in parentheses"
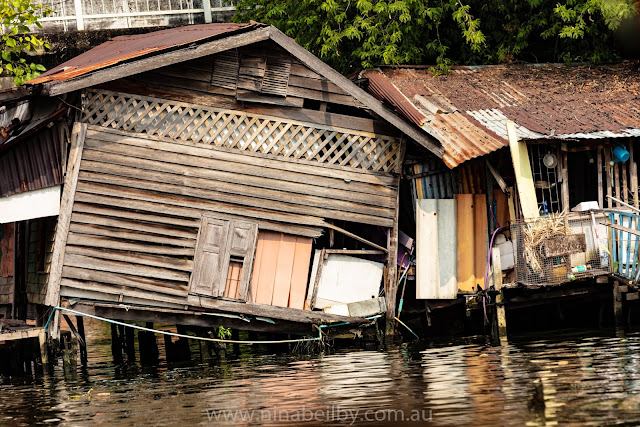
top-left (313, 254), bottom-right (384, 309)
top-left (416, 199), bottom-right (457, 299)
top-left (0, 186), bottom-right (61, 224)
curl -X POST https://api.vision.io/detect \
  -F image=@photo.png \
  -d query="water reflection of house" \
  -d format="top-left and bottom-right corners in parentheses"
top-left (361, 63), bottom-right (640, 334)
top-left (1, 23), bottom-right (445, 339)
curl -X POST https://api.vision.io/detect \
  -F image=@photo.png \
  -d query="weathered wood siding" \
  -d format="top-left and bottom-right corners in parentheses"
top-left (59, 124), bottom-right (399, 304)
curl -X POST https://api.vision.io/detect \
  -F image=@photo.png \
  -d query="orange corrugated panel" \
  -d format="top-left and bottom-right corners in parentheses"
top-left (457, 194), bottom-right (488, 293)
top-left (457, 194), bottom-right (475, 292)
top-left (251, 231), bottom-right (313, 308)
top-left (253, 231), bottom-right (281, 305)
top-left (288, 237), bottom-right (313, 310)
top-left (473, 194), bottom-right (488, 290)
top-left (271, 234), bottom-right (297, 308)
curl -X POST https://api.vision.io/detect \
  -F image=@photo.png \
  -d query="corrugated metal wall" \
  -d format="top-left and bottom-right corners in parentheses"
top-left (0, 125), bottom-right (64, 198)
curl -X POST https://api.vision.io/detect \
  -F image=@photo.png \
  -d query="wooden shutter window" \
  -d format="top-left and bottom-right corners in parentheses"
top-left (261, 57), bottom-right (291, 97)
top-left (211, 50), bottom-right (239, 90)
top-left (190, 216), bottom-right (258, 301)
top-left (189, 217), bottom-right (230, 297)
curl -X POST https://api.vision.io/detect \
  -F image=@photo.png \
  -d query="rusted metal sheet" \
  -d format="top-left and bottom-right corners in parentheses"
top-left (29, 23), bottom-right (265, 84)
top-left (362, 62), bottom-right (640, 168)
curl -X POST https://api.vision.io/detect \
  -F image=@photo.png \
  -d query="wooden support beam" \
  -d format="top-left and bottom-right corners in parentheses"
top-left (492, 247), bottom-right (507, 342)
top-left (597, 146), bottom-right (604, 209)
top-left (605, 147), bottom-right (613, 208)
top-left (38, 329), bottom-right (48, 365)
top-left (385, 177), bottom-right (401, 335)
top-left (44, 123), bottom-right (87, 307)
top-left (613, 280), bottom-right (624, 327)
top-left (76, 316), bottom-right (87, 366)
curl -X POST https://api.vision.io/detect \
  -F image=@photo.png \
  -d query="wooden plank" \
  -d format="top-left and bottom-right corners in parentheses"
top-left (623, 161), bottom-right (629, 203)
top-left (542, 234), bottom-right (587, 257)
top-left (597, 146), bottom-right (603, 209)
top-left (44, 123), bottom-right (86, 307)
top-left (85, 126), bottom-right (398, 189)
top-left (286, 85), bottom-right (358, 106)
top-left (604, 222), bottom-right (640, 238)
top-left (62, 266), bottom-right (188, 296)
top-left (631, 141), bottom-right (639, 208)
top-left (44, 27), bottom-right (272, 96)
top-left (605, 147), bottom-right (613, 208)
top-left (457, 194), bottom-right (475, 293)
top-left (69, 222), bottom-right (196, 248)
top-left (76, 174), bottom-right (392, 227)
top-left (71, 212), bottom-right (196, 239)
top-left (305, 250), bottom-right (322, 309)
top-left (196, 292), bottom-right (369, 324)
top-left (324, 223), bottom-right (388, 253)
top-left (81, 141), bottom-right (395, 205)
top-left (561, 150), bottom-right (569, 211)
top-left (473, 194), bottom-right (488, 290)
top-left (60, 278), bottom-right (185, 306)
top-left (254, 231), bottom-right (281, 305)
top-left (271, 234), bottom-right (297, 308)
top-left (74, 191), bottom-right (324, 238)
top-left (73, 202), bottom-right (199, 229)
top-left (507, 121), bottom-right (538, 219)
top-left (385, 176), bottom-right (400, 331)
top-left (288, 75), bottom-right (345, 95)
top-left (64, 253), bottom-right (190, 282)
top-left (75, 180), bottom-right (331, 228)
top-left (249, 233), bottom-right (265, 303)
top-left (236, 90), bottom-right (305, 107)
top-left (65, 245), bottom-right (194, 272)
top-left (288, 237), bottom-right (312, 310)
top-left (79, 153), bottom-right (394, 215)
top-left (67, 233), bottom-right (195, 256)
top-left (615, 161), bottom-right (621, 207)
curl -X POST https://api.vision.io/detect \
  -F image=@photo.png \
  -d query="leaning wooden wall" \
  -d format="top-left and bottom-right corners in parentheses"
top-left (47, 42), bottom-right (406, 310)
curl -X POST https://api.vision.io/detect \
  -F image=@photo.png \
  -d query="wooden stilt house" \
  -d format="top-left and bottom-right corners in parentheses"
top-left (24, 23), bottom-right (441, 334)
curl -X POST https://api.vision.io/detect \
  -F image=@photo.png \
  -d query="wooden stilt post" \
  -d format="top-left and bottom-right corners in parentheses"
top-left (138, 322), bottom-right (158, 365)
top-left (164, 334), bottom-right (174, 363)
top-left (111, 324), bottom-right (123, 364)
top-left (76, 316), bottom-right (88, 366)
top-left (38, 329), bottom-right (49, 365)
top-left (175, 325), bottom-right (191, 361)
top-left (492, 247), bottom-right (508, 342)
top-left (614, 280), bottom-right (624, 327)
top-left (385, 176), bottom-right (401, 335)
top-left (125, 326), bottom-right (135, 362)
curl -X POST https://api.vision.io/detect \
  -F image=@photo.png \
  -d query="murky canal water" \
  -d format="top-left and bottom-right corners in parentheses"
top-left (3, 323), bottom-right (640, 425)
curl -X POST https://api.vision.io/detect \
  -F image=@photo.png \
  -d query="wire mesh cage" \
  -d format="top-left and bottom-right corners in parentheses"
top-left (510, 212), bottom-right (610, 285)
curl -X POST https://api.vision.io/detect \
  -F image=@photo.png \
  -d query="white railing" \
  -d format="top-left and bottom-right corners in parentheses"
top-left (37, 0), bottom-right (236, 31)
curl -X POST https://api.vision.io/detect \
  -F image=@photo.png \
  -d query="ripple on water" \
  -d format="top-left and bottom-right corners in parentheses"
top-left (4, 328), bottom-right (640, 425)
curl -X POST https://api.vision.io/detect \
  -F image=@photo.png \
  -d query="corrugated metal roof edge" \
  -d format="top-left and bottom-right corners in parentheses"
top-left (29, 23), bottom-right (267, 86)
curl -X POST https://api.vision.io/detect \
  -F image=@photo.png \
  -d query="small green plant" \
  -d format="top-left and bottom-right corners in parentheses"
top-left (1, 0), bottom-right (52, 85)
top-left (216, 326), bottom-right (232, 340)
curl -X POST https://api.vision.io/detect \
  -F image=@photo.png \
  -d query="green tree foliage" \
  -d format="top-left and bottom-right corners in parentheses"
top-left (234, 0), bottom-right (639, 73)
top-left (1, 0), bottom-right (52, 85)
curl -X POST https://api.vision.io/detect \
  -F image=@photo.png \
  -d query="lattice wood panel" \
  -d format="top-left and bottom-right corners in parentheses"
top-left (82, 90), bottom-right (402, 172)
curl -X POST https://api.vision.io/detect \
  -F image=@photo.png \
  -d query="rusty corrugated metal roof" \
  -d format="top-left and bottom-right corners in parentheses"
top-left (362, 62), bottom-right (640, 168)
top-left (30, 22), bottom-right (266, 84)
